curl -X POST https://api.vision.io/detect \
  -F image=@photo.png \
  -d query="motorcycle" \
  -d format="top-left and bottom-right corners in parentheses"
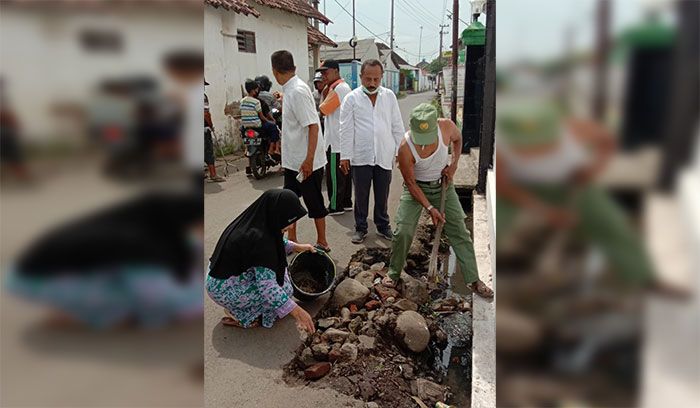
top-left (241, 127), bottom-right (279, 179)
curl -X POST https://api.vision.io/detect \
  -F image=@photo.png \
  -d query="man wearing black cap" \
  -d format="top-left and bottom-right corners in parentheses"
top-left (317, 59), bottom-right (353, 215)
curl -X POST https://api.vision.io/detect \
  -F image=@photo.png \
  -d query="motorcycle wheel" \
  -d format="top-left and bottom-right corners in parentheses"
top-left (250, 153), bottom-right (267, 179)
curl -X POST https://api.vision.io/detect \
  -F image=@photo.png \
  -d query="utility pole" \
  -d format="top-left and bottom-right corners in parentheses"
top-left (450, 0), bottom-right (459, 122)
top-left (390, 0), bottom-right (395, 51)
top-left (418, 26), bottom-right (423, 62)
top-left (592, 0), bottom-right (610, 120)
top-left (352, 0), bottom-right (356, 60)
top-left (323, 0), bottom-right (327, 35)
top-left (438, 24), bottom-right (449, 91)
top-left (477, 0), bottom-right (496, 194)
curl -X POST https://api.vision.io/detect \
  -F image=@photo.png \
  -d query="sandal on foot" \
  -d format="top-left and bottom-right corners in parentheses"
top-left (469, 280), bottom-right (494, 299)
top-left (314, 244), bottom-right (331, 253)
top-left (221, 316), bottom-right (259, 328)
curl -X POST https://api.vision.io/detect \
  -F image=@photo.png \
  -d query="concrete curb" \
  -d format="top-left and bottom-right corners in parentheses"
top-left (470, 170), bottom-right (496, 408)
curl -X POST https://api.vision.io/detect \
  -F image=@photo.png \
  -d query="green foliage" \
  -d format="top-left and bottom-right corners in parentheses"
top-left (426, 57), bottom-right (448, 75)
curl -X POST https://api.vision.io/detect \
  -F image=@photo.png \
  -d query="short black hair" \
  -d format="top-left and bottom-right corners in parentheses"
top-left (361, 59), bottom-right (384, 74)
top-left (245, 79), bottom-right (259, 93)
top-left (271, 50), bottom-right (296, 73)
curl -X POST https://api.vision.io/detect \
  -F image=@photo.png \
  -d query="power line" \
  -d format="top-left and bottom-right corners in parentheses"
top-left (447, 10), bottom-right (470, 26)
top-left (333, 0), bottom-right (386, 42)
top-left (394, 0), bottom-right (435, 28)
top-left (404, 0), bottom-right (443, 24)
top-left (398, 0), bottom-right (441, 26)
top-left (330, 0), bottom-right (351, 20)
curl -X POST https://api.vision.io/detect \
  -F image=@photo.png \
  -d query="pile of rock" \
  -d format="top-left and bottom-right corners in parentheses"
top-left (286, 223), bottom-right (464, 407)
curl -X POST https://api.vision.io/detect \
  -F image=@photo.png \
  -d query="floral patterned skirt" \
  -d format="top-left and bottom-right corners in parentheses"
top-left (206, 267), bottom-right (295, 328)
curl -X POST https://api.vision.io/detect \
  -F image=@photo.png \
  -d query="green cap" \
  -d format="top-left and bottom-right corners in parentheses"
top-left (409, 103), bottom-right (439, 145)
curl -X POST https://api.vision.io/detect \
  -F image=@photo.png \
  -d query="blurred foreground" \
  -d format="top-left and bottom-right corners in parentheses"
top-left (496, 0), bottom-right (698, 407)
top-left (0, 1), bottom-right (205, 406)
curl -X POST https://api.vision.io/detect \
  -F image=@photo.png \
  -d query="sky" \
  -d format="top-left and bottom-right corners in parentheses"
top-left (318, 0), bottom-right (656, 66)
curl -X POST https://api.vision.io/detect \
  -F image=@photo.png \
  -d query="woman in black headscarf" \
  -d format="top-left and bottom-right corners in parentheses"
top-left (206, 189), bottom-right (315, 332)
top-left (6, 190), bottom-right (204, 329)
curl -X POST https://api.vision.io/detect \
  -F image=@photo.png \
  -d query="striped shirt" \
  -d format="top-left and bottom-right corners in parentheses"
top-left (240, 96), bottom-right (262, 128)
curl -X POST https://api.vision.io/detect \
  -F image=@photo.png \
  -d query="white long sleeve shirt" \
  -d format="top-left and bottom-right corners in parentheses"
top-left (339, 86), bottom-right (405, 170)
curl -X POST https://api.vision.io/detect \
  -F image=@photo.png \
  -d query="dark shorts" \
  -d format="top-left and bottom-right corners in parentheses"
top-left (260, 121), bottom-right (280, 143)
top-left (283, 168), bottom-right (328, 219)
top-left (243, 123), bottom-right (280, 144)
top-left (204, 129), bottom-right (215, 165)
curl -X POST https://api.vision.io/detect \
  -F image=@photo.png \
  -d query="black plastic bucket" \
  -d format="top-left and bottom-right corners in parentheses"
top-left (289, 251), bottom-right (336, 302)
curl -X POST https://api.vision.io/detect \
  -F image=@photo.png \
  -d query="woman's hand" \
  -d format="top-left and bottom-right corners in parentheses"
top-left (294, 243), bottom-right (316, 253)
top-left (290, 305), bottom-right (315, 333)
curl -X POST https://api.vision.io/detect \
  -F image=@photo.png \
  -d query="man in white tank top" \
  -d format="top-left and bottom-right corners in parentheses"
top-left (383, 103), bottom-right (493, 298)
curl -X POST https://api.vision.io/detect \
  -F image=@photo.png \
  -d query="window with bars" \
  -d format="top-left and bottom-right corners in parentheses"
top-left (237, 30), bottom-right (256, 53)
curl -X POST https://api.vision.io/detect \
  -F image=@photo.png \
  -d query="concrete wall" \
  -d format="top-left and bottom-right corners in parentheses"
top-left (204, 4), bottom-right (309, 148)
top-left (0, 7), bottom-right (202, 142)
top-left (418, 70), bottom-right (435, 92)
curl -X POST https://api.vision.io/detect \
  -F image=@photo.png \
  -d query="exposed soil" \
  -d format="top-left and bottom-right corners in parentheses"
top-left (283, 216), bottom-right (473, 407)
top-left (292, 269), bottom-right (325, 294)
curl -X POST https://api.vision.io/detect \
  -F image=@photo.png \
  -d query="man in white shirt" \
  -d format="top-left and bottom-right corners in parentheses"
top-left (270, 50), bottom-right (330, 252)
top-left (340, 59), bottom-right (405, 244)
top-left (317, 59), bottom-right (353, 215)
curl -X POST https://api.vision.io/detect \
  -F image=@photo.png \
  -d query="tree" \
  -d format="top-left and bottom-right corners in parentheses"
top-left (426, 57), bottom-right (448, 75)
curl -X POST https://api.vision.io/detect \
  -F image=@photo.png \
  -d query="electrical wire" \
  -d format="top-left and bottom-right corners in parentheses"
top-left (399, 0), bottom-right (442, 26)
top-left (332, 0), bottom-right (386, 42)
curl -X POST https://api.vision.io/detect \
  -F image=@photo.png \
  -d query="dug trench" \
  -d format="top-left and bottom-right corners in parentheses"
top-left (283, 215), bottom-right (474, 408)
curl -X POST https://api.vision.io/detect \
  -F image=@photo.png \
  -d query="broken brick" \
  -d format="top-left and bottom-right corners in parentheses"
top-left (304, 362), bottom-right (331, 380)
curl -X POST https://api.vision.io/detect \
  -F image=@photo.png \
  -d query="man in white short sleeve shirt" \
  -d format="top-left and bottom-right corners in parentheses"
top-left (270, 50), bottom-right (330, 252)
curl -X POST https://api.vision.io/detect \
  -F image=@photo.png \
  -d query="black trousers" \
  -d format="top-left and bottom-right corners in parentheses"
top-left (352, 165), bottom-right (392, 233)
top-left (325, 147), bottom-right (353, 211)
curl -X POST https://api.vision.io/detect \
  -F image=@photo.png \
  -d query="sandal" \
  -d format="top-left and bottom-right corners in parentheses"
top-left (221, 314), bottom-right (260, 328)
top-left (469, 280), bottom-right (494, 299)
top-left (314, 244), bottom-right (331, 253)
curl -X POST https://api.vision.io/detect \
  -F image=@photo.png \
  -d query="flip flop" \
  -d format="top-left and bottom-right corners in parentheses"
top-left (314, 244), bottom-right (331, 253)
top-left (221, 315), bottom-right (260, 328)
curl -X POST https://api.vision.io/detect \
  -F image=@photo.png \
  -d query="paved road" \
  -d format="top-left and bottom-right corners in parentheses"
top-left (203, 91), bottom-right (436, 407)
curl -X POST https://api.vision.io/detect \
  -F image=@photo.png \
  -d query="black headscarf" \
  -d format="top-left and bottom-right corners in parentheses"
top-left (16, 190), bottom-right (202, 282)
top-left (208, 189), bottom-right (307, 286)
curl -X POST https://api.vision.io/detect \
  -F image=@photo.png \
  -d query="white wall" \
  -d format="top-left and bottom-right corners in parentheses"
top-left (0, 7), bottom-right (202, 141)
top-left (204, 4), bottom-right (309, 148)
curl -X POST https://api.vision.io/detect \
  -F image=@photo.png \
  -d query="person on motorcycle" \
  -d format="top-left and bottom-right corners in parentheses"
top-left (240, 79), bottom-right (280, 156)
top-left (254, 75), bottom-right (281, 111)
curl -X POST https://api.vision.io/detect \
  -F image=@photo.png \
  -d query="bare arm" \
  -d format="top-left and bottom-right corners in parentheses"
top-left (440, 119), bottom-right (462, 182)
top-left (306, 124), bottom-right (319, 162)
top-left (258, 111), bottom-right (275, 125)
top-left (496, 151), bottom-right (576, 227)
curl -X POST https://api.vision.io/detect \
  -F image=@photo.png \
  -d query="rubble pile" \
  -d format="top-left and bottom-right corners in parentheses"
top-left (284, 221), bottom-right (471, 408)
